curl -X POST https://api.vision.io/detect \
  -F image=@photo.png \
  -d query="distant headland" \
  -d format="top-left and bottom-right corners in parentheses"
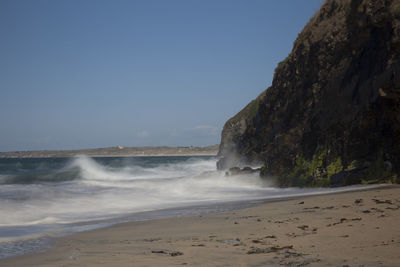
top-left (0, 145), bottom-right (219, 158)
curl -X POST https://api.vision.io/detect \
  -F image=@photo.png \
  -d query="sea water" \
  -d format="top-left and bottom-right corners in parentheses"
top-left (0, 156), bottom-right (377, 258)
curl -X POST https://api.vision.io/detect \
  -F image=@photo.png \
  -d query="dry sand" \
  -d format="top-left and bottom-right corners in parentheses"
top-left (2, 186), bottom-right (400, 266)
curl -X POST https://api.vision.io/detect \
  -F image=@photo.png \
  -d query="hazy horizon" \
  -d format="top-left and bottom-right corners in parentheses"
top-left (2, 143), bottom-right (220, 153)
top-left (1, 0), bottom-right (323, 152)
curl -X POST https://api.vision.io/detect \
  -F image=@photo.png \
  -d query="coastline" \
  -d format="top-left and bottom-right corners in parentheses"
top-left (0, 145), bottom-right (219, 159)
top-left (2, 185), bottom-right (399, 266)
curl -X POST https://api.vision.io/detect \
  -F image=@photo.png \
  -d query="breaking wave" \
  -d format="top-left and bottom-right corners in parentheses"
top-left (0, 155), bottom-right (379, 248)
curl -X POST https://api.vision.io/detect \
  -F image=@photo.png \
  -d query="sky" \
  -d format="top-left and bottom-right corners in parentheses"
top-left (0, 0), bottom-right (323, 151)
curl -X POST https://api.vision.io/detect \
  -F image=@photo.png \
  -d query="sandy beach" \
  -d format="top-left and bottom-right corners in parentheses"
top-left (2, 185), bottom-right (399, 267)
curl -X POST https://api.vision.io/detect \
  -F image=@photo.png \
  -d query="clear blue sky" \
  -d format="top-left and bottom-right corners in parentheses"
top-left (0, 0), bottom-right (323, 151)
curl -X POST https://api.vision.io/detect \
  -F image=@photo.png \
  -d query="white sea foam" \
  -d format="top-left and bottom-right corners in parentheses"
top-left (0, 156), bottom-right (382, 235)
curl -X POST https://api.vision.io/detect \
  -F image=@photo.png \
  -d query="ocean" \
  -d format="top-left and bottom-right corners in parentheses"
top-left (0, 155), bottom-right (376, 258)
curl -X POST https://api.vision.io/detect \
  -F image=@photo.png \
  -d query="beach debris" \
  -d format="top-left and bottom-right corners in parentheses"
top-left (247, 245), bottom-right (293, 254)
top-left (265, 235), bottom-right (277, 239)
top-left (234, 221), bottom-right (239, 224)
top-left (372, 199), bottom-right (392, 204)
top-left (324, 206), bottom-right (335, 209)
top-left (151, 250), bottom-right (166, 254)
top-left (303, 206), bottom-right (320, 210)
top-left (278, 251), bottom-right (321, 266)
top-left (354, 199), bottom-right (363, 204)
top-left (247, 248), bottom-right (272, 254)
top-left (331, 217), bottom-right (361, 226)
top-left (191, 244), bottom-right (205, 247)
top-left (362, 210), bottom-right (371, 213)
top-left (286, 233), bottom-right (298, 238)
top-left (239, 215), bottom-right (258, 219)
top-left (298, 201), bottom-right (304, 204)
top-left (297, 225), bottom-right (309, 230)
top-left (170, 251), bottom-right (183, 257)
top-left (283, 251), bottom-right (304, 258)
top-left (151, 250), bottom-right (184, 256)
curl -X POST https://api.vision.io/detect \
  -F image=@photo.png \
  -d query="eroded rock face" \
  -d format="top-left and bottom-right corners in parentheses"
top-left (218, 0), bottom-right (400, 186)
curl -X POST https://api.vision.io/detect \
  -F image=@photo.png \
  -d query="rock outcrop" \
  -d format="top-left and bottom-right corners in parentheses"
top-left (218, 0), bottom-right (400, 186)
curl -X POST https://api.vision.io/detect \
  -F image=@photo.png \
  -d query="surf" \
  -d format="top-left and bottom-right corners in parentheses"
top-left (0, 155), bottom-right (382, 259)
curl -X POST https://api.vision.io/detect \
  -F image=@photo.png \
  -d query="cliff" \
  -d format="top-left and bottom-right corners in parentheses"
top-left (218, 0), bottom-right (400, 186)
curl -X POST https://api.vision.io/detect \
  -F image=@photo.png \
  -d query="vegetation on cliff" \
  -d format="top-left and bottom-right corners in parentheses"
top-left (218, 0), bottom-right (400, 187)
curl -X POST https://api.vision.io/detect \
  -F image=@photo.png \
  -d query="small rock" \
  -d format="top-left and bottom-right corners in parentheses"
top-left (297, 225), bottom-right (309, 230)
top-left (170, 251), bottom-right (183, 257)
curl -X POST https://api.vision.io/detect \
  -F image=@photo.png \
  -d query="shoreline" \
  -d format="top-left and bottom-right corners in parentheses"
top-left (0, 184), bottom-right (384, 258)
top-left (2, 184), bottom-right (399, 266)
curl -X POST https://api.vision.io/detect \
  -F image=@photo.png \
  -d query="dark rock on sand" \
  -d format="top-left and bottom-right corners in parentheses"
top-left (354, 199), bottom-right (363, 204)
top-left (226, 167), bottom-right (260, 176)
top-left (169, 251), bottom-right (183, 257)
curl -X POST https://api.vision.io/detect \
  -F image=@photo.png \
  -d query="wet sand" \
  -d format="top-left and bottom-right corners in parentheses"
top-left (2, 186), bottom-right (400, 266)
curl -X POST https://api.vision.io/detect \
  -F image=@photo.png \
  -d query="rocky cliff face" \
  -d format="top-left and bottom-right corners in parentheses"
top-left (218, 0), bottom-right (400, 186)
